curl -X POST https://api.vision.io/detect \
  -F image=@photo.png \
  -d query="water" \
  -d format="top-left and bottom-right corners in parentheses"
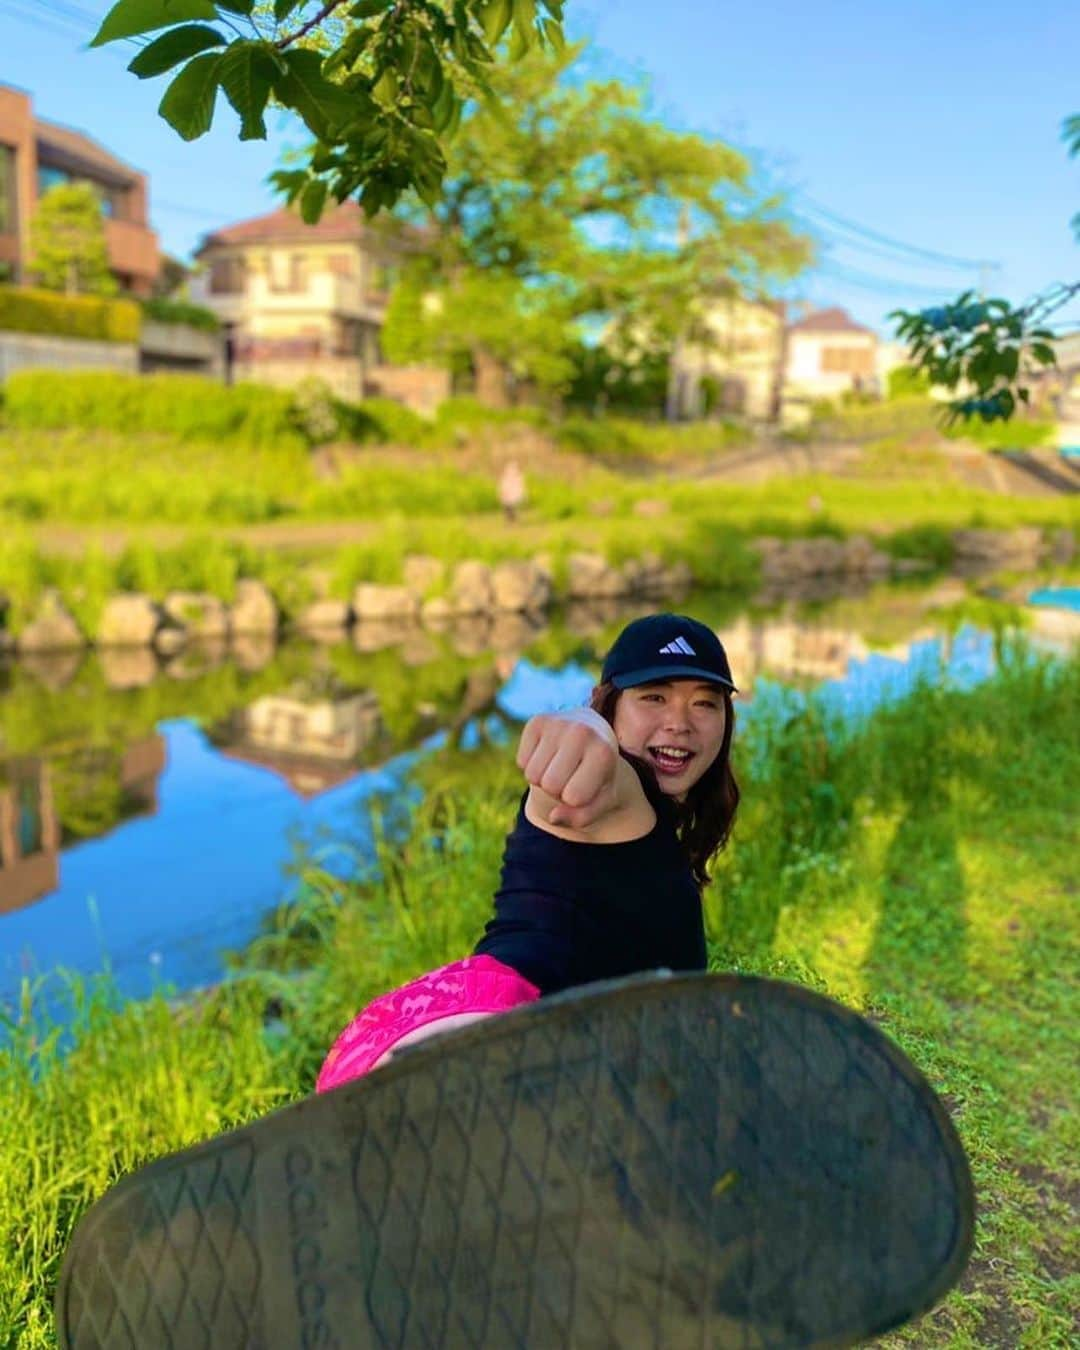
top-left (0, 578), bottom-right (1068, 1012)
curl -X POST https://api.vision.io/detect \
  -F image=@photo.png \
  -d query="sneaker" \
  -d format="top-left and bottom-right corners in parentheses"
top-left (56, 971), bottom-right (973, 1349)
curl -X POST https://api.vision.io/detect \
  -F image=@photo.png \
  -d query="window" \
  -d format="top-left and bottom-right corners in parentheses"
top-left (0, 145), bottom-right (16, 233)
top-left (37, 163), bottom-right (68, 196)
top-left (328, 253), bottom-right (354, 276)
top-left (269, 252), bottom-right (307, 293)
top-left (36, 167), bottom-right (115, 216)
top-left (209, 255), bottom-right (246, 294)
top-left (821, 345), bottom-right (874, 376)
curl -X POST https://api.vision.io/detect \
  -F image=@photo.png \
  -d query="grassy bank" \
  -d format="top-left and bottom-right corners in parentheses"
top-left (1, 471), bottom-right (1076, 636)
top-left (2, 648), bottom-right (1077, 1346)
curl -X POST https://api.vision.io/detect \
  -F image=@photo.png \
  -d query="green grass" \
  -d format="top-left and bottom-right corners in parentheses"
top-left (1, 649), bottom-right (1077, 1347)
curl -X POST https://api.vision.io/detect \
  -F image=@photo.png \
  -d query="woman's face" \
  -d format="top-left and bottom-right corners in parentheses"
top-left (612, 679), bottom-right (728, 801)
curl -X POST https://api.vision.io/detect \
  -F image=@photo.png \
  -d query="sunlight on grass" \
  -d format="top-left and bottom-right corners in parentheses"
top-left (0, 652), bottom-right (1077, 1347)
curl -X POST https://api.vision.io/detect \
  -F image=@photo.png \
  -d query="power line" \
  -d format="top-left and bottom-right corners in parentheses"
top-left (815, 260), bottom-right (959, 302)
top-left (797, 217), bottom-right (983, 277)
top-left (799, 195), bottom-right (998, 273)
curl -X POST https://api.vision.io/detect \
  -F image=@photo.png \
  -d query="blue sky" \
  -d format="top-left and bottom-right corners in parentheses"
top-left (2, 0), bottom-right (1077, 335)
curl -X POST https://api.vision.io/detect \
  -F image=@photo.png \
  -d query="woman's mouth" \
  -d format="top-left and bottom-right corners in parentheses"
top-left (647, 746), bottom-right (695, 776)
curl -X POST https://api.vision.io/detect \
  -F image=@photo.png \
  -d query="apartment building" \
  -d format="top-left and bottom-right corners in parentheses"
top-left (190, 201), bottom-right (446, 407)
top-left (0, 82), bottom-right (159, 295)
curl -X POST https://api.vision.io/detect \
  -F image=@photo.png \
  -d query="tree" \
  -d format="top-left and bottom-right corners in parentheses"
top-left (377, 46), bottom-right (811, 400)
top-left (92, 0), bottom-right (569, 217)
top-left (891, 113), bottom-right (1078, 423)
top-left (28, 182), bottom-right (117, 295)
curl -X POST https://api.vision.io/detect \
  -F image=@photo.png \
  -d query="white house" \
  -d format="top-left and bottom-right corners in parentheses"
top-left (784, 307), bottom-right (880, 401)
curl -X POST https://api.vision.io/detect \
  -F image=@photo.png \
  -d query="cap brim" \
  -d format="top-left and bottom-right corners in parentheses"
top-left (611, 664), bottom-right (738, 693)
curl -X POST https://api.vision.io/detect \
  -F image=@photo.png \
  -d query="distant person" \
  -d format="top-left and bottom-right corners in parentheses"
top-left (498, 459), bottom-right (527, 522)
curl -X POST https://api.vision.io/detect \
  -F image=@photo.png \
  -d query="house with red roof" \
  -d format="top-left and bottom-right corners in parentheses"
top-left (189, 201), bottom-right (446, 409)
top-left (783, 306), bottom-right (881, 401)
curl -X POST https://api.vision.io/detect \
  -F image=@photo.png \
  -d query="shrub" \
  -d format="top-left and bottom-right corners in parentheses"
top-left (883, 523), bottom-right (955, 567)
top-left (341, 397), bottom-right (432, 446)
top-left (1, 370), bottom-right (304, 448)
top-left (811, 394), bottom-right (941, 441)
top-left (0, 284), bottom-right (140, 343)
top-left (139, 298), bottom-right (220, 333)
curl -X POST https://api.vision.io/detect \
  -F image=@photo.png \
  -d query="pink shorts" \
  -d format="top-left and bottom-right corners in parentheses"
top-left (315, 955), bottom-right (541, 1093)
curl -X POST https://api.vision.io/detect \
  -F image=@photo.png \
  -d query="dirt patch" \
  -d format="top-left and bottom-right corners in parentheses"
top-left (1015, 1161), bottom-right (1080, 1217)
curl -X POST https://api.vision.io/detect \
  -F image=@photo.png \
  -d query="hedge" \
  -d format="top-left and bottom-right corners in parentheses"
top-left (0, 285), bottom-right (140, 344)
top-left (139, 297), bottom-right (220, 333)
top-left (0, 370), bottom-right (304, 447)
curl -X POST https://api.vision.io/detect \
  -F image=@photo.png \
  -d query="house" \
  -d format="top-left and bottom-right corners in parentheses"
top-left (669, 295), bottom-right (786, 421)
top-left (0, 83), bottom-right (159, 295)
top-left (783, 306), bottom-right (880, 400)
top-left (189, 201), bottom-right (448, 409)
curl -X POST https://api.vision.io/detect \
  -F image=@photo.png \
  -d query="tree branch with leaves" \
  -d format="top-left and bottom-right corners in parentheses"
top-left (891, 113), bottom-right (1079, 424)
top-left (92, 0), bottom-right (568, 215)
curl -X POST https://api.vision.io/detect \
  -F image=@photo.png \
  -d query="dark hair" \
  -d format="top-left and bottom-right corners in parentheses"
top-left (590, 680), bottom-right (739, 890)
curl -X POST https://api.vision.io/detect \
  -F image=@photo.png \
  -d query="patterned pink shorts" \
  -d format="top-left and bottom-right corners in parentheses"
top-left (315, 955), bottom-right (541, 1093)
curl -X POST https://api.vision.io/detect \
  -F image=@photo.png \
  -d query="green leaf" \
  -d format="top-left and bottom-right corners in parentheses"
top-left (1062, 113), bottom-right (1080, 158)
top-left (349, 0), bottom-right (390, 15)
top-left (299, 178), bottom-right (329, 224)
top-left (431, 80), bottom-right (455, 133)
top-left (216, 0), bottom-right (253, 14)
top-left (158, 52), bottom-right (222, 140)
top-left (127, 24), bottom-right (226, 78)
top-left (325, 27), bottom-right (370, 74)
top-left (1030, 341), bottom-right (1057, 366)
top-left (478, 0), bottom-right (512, 45)
top-left (274, 0), bottom-right (303, 20)
top-left (540, 17), bottom-right (564, 50)
top-left (373, 68), bottom-right (398, 103)
top-left (219, 42), bottom-right (277, 140)
top-left (91, 0), bottom-right (217, 47)
top-left (274, 48), bottom-right (370, 140)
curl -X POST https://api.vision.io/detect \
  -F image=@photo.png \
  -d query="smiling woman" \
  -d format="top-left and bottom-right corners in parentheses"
top-left (317, 612), bottom-right (741, 1090)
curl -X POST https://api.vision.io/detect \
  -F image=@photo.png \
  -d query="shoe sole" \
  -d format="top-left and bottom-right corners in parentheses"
top-left (56, 971), bottom-right (974, 1349)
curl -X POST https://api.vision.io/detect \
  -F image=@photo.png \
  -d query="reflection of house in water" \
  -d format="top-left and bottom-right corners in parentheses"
top-left (215, 690), bottom-right (383, 798)
top-left (0, 758), bottom-right (59, 915)
top-left (723, 618), bottom-right (922, 694)
top-left (0, 734), bottom-right (165, 914)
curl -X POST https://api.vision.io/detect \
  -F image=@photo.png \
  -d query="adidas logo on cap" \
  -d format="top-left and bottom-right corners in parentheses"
top-left (659, 636), bottom-right (696, 656)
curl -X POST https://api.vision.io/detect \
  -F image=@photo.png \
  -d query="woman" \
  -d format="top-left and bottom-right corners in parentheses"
top-left (316, 611), bottom-right (739, 1090)
top-left (59, 613), bottom-right (973, 1350)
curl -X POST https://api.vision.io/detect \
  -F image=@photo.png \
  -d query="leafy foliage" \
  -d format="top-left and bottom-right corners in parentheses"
top-left (892, 111), bottom-right (1079, 423)
top-left (27, 183), bottom-right (117, 296)
top-left (891, 290), bottom-right (1062, 425)
top-left (380, 46), bottom-right (811, 393)
top-left (0, 285), bottom-right (140, 343)
top-left (92, 0), bottom-right (569, 213)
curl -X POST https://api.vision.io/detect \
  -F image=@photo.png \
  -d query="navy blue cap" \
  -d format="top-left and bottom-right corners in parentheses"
top-left (601, 613), bottom-right (737, 692)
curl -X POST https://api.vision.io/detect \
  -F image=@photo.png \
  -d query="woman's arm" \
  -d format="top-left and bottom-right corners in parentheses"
top-left (516, 709), bottom-right (655, 843)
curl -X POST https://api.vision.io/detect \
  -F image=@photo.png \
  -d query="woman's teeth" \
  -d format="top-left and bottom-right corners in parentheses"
top-left (649, 747), bottom-right (694, 774)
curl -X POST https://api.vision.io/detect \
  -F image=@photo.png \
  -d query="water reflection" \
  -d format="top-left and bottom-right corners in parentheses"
top-left (0, 736), bottom-right (165, 916)
top-left (212, 686), bottom-right (383, 798)
top-left (0, 759), bottom-right (58, 915)
top-left (0, 576), bottom-right (1070, 1012)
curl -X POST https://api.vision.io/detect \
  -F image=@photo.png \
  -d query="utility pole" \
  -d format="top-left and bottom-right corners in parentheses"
top-left (665, 207), bottom-right (691, 422)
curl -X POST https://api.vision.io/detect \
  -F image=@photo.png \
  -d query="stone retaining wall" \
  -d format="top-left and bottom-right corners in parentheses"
top-left (0, 527), bottom-right (1073, 659)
